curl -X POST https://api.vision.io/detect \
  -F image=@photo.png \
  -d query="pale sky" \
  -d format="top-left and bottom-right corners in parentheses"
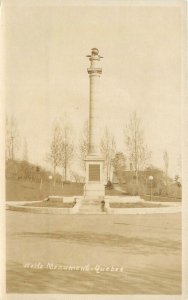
top-left (4, 1), bottom-right (184, 177)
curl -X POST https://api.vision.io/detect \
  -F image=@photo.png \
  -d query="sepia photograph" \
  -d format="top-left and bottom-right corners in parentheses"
top-left (1, 0), bottom-right (187, 299)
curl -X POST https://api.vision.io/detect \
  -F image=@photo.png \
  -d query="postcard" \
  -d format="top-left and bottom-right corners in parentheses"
top-left (1, 0), bottom-right (187, 299)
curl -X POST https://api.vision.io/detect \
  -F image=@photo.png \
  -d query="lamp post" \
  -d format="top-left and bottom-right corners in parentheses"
top-left (48, 175), bottom-right (53, 195)
top-left (148, 175), bottom-right (153, 201)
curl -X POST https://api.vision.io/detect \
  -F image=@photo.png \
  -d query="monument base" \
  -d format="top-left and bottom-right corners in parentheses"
top-left (84, 183), bottom-right (105, 197)
top-left (84, 154), bottom-right (105, 198)
top-left (79, 197), bottom-right (105, 214)
top-left (81, 154), bottom-right (105, 213)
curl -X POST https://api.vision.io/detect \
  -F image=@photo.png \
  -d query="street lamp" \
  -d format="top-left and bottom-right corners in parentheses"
top-left (148, 175), bottom-right (153, 201)
top-left (48, 175), bottom-right (53, 195)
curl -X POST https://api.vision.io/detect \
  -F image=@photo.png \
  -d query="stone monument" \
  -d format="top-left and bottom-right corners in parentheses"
top-left (84, 48), bottom-right (105, 197)
top-left (80, 48), bottom-right (105, 213)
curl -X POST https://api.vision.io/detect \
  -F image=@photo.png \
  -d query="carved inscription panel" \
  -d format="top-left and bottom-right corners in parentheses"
top-left (89, 164), bottom-right (100, 181)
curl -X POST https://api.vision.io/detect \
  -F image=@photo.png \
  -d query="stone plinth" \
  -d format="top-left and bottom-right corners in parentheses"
top-left (84, 155), bottom-right (105, 198)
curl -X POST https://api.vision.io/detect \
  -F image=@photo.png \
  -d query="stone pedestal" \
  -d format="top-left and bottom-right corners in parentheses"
top-left (84, 155), bottom-right (105, 198)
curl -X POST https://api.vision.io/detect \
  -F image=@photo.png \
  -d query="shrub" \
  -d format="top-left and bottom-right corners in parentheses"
top-left (105, 180), bottom-right (113, 189)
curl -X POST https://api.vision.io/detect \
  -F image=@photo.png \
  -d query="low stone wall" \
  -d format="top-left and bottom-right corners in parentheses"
top-left (104, 197), bottom-right (181, 214)
top-left (6, 200), bottom-right (43, 206)
top-left (6, 196), bottom-right (181, 215)
top-left (149, 201), bottom-right (180, 207)
top-left (6, 204), bottom-right (77, 215)
top-left (6, 197), bottom-right (83, 215)
top-left (105, 206), bottom-right (181, 215)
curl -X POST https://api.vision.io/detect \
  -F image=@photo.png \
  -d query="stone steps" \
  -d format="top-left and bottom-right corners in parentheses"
top-left (78, 197), bottom-right (105, 214)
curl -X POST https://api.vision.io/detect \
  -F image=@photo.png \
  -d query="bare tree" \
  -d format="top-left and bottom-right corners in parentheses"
top-left (113, 152), bottom-right (126, 171)
top-left (163, 150), bottom-right (169, 195)
top-left (112, 152), bottom-right (126, 184)
top-left (6, 115), bottom-right (19, 160)
top-left (78, 120), bottom-right (89, 171)
top-left (70, 170), bottom-right (84, 183)
top-left (124, 111), bottom-right (151, 192)
top-left (46, 122), bottom-right (62, 186)
top-left (23, 137), bottom-right (28, 161)
top-left (100, 127), bottom-right (116, 182)
top-left (59, 120), bottom-right (74, 182)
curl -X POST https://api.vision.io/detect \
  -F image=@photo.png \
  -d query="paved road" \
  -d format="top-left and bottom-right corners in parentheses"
top-left (6, 211), bottom-right (181, 294)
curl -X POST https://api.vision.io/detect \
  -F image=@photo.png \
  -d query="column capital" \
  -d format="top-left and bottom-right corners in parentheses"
top-left (87, 68), bottom-right (102, 75)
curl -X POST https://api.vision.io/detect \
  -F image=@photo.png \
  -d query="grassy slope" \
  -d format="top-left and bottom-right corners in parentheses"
top-left (6, 179), bottom-right (84, 201)
top-left (6, 179), bottom-right (181, 202)
top-left (6, 179), bottom-right (124, 201)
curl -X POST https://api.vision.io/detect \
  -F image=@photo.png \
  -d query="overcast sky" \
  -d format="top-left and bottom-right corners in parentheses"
top-left (4, 1), bottom-right (184, 177)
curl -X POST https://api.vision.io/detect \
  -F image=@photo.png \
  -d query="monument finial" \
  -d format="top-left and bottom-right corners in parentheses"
top-left (86, 48), bottom-right (103, 59)
top-left (91, 48), bottom-right (99, 55)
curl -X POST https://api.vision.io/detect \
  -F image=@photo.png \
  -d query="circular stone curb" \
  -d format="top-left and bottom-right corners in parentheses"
top-left (6, 204), bottom-right (78, 215)
top-left (7, 202), bottom-right (181, 215)
top-left (105, 206), bottom-right (181, 215)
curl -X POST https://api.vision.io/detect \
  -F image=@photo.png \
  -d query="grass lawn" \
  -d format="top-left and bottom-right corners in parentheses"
top-left (6, 211), bottom-right (181, 294)
top-left (141, 194), bottom-right (181, 202)
top-left (6, 179), bottom-right (125, 201)
top-left (105, 188), bottom-right (125, 196)
top-left (6, 179), bottom-right (84, 201)
top-left (7, 179), bottom-right (181, 203)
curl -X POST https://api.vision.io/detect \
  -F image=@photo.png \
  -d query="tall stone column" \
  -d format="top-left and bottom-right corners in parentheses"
top-left (84, 48), bottom-right (105, 199)
top-left (87, 48), bottom-right (102, 155)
